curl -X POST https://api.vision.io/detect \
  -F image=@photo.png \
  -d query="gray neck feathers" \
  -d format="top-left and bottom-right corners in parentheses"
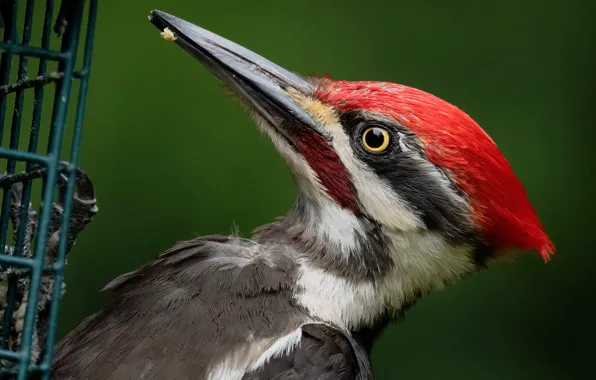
top-left (252, 193), bottom-right (394, 282)
top-left (252, 192), bottom-right (481, 332)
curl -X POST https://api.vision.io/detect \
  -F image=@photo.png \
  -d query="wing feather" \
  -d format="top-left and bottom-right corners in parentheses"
top-left (243, 323), bottom-right (373, 380)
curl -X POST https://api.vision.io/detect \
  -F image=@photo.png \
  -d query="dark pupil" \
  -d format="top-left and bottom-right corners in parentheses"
top-left (365, 128), bottom-right (386, 148)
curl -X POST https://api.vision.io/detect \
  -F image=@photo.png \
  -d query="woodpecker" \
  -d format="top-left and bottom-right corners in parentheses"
top-left (50, 10), bottom-right (555, 380)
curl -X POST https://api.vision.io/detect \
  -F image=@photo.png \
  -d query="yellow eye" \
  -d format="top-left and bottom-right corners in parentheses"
top-left (362, 127), bottom-right (390, 152)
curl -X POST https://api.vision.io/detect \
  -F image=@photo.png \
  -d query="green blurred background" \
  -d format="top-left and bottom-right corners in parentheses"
top-left (24, 0), bottom-right (596, 378)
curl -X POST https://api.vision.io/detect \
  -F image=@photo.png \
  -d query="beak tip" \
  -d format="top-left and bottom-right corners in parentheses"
top-left (148, 9), bottom-right (164, 18)
top-left (148, 9), bottom-right (162, 28)
top-left (148, 10), bottom-right (176, 31)
top-left (148, 9), bottom-right (159, 22)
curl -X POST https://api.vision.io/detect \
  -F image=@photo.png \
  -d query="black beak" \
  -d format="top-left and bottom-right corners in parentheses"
top-left (149, 10), bottom-right (330, 140)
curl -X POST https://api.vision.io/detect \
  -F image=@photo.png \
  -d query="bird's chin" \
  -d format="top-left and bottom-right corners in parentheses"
top-left (252, 112), bottom-right (298, 152)
top-left (251, 113), bottom-right (327, 196)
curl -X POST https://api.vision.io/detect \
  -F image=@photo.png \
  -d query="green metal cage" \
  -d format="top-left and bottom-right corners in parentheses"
top-left (0, 0), bottom-right (97, 378)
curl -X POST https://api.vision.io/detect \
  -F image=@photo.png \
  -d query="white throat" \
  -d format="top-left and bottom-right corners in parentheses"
top-left (294, 229), bottom-right (476, 331)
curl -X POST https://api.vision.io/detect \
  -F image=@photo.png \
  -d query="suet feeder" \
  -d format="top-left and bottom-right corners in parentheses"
top-left (0, 0), bottom-right (97, 378)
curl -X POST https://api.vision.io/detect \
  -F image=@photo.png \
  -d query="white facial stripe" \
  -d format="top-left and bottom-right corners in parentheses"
top-left (294, 199), bottom-right (363, 256)
top-left (282, 93), bottom-right (424, 232)
top-left (247, 95), bottom-right (477, 334)
top-left (295, 231), bottom-right (476, 330)
top-left (253, 114), bottom-right (362, 255)
top-left (325, 121), bottom-right (424, 232)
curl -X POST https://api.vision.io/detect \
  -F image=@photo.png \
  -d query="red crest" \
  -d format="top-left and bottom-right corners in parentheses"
top-left (316, 80), bottom-right (554, 261)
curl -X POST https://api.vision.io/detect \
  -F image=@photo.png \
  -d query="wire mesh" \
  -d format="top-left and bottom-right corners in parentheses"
top-left (0, 0), bottom-right (97, 378)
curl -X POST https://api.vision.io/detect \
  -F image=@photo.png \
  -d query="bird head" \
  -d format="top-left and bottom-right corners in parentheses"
top-left (150, 11), bottom-right (554, 327)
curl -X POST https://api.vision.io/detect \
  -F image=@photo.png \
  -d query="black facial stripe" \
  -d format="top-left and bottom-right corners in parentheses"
top-left (339, 110), bottom-right (475, 243)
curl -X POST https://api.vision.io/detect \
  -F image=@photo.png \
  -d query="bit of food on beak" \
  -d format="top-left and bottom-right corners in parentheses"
top-left (160, 27), bottom-right (176, 41)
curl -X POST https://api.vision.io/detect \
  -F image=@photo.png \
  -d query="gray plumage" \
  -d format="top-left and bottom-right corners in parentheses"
top-left (52, 232), bottom-right (374, 379)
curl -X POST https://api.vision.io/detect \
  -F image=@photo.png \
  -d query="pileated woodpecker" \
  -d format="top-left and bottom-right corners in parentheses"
top-left (51, 10), bottom-right (555, 380)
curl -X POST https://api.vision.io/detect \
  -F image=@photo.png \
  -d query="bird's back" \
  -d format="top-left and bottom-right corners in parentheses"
top-left (51, 235), bottom-right (372, 379)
